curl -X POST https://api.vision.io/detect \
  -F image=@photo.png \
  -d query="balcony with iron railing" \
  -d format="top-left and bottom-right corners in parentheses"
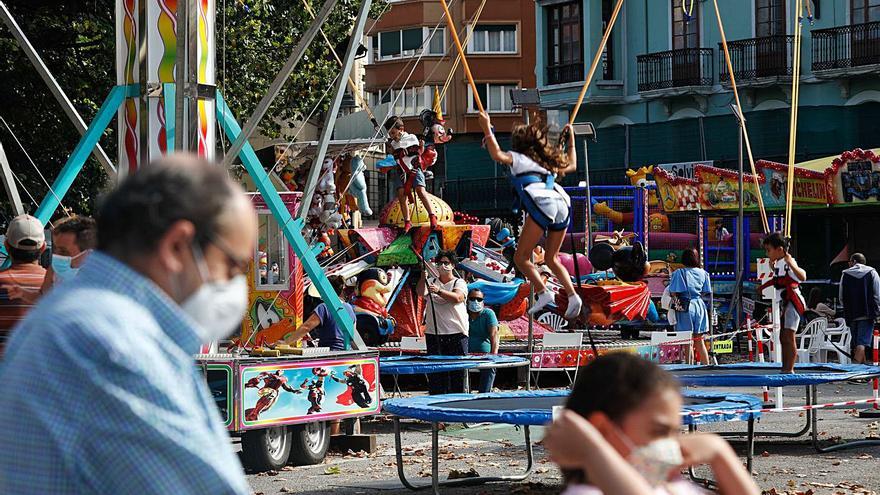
top-left (812, 21), bottom-right (880, 74)
top-left (546, 62), bottom-right (584, 86)
top-left (719, 35), bottom-right (794, 84)
top-left (637, 48), bottom-right (714, 94)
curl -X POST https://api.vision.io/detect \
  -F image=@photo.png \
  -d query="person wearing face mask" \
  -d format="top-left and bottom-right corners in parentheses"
top-left (466, 288), bottom-right (499, 393)
top-left (0, 155), bottom-right (254, 495)
top-left (282, 275), bottom-right (355, 351)
top-left (544, 354), bottom-right (759, 495)
top-left (45, 215), bottom-right (96, 288)
top-left (416, 250), bottom-right (469, 395)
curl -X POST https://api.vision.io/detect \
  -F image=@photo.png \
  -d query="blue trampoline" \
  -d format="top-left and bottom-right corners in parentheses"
top-left (385, 389), bottom-right (760, 493)
top-left (380, 354), bottom-right (530, 375)
top-left (663, 363), bottom-right (880, 387)
top-left (662, 362), bottom-right (880, 454)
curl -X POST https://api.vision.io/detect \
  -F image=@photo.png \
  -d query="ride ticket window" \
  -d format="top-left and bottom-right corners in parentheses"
top-left (255, 212), bottom-right (289, 291)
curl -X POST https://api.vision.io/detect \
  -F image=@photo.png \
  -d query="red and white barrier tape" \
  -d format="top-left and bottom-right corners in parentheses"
top-left (682, 397), bottom-right (880, 418)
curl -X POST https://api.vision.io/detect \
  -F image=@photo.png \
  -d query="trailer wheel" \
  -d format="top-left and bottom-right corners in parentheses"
top-left (241, 426), bottom-right (292, 472)
top-left (289, 421), bottom-right (330, 465)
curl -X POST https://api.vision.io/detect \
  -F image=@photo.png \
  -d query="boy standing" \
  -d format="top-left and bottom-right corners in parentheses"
top-left (762, 233), bottom-right (807, 373)
top-left (384, 117), bottom-right (438, 232)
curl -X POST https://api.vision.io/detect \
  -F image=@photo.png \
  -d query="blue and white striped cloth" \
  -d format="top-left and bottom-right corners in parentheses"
top-left (0, 251), bottom-right (249, 494)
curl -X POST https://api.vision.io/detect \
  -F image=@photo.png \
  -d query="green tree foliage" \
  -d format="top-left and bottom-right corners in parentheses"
top-left (0, 0), bottom-right (387, 221)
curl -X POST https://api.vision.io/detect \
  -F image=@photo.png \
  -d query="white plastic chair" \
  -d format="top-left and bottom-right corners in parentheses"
top-left (796, 318), bottom-right (827, 363)
top-left (537, 311), bottom-right (568, 332)
top-left (818, 318), bottom-right (851, 364)
top-left (531, 332), bottom-right (583, 389)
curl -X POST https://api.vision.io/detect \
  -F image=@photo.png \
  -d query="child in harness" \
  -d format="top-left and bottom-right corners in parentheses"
top-left (383, 116), bottom-right (439, 232)
top-left (477, 111), bottom-right (583, 319)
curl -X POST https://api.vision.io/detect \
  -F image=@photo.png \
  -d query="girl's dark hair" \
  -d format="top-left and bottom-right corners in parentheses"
top-left (762, 232), bottom-right (787, 250)
top-left (510, 121), bottom-right (569, 174)
top-left (681, 248), bottom-right (701, 268)
top-left (435, 249), bottom-right (457, 265)
top-left (563, 354), bottom-right (679, 485)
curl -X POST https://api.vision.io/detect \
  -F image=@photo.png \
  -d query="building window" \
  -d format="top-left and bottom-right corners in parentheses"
top-left (469, 83), bottom-right (517, 113)
top-left (546, 1), bottom-right (583, 85)
top-left (256, 212), bottom-right (289, 291)
top-left (368, 87), bottom-right (444, 117)
top-left (469, 24), bottom-right (517, 53)
top-left (370, 27), bottom-right (445, 61)
top-left (601, 0), bottom-right (615, 79)
top-left (755, 0), bottom-right (786, 37)
top-left (672, 0), bottom-right (700, 49)
top-left (427, 28), bottom-right (446, 55)
top-left (852, 0), bottom-right (880, 23)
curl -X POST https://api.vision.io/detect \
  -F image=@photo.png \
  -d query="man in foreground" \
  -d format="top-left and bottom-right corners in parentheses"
top-left (0, 155), bottom-right (255, 494)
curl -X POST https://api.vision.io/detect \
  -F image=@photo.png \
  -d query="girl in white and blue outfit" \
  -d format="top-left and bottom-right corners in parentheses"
top-left (478, 112), bottom-right (582, 319)
top-left (668, 248), bottom-right (712, 364)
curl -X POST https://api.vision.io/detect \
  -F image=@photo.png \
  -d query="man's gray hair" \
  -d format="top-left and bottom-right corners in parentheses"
top-left (851, 253), bottom-right (867, 265)
top-left (96, 154), bottom-right (242, 257)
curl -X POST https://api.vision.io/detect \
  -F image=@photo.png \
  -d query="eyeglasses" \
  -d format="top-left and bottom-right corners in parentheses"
top-left (468, 297), bottom-right (484, 302)
top-left (209, 236), bottom-right (251, 277)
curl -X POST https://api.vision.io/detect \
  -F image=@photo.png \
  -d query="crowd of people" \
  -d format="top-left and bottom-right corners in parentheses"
top-left (0, 151), bottom-right (874, 494)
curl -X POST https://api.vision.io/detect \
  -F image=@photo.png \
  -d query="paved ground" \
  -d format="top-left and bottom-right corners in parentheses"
top-left (244, 381), bottom-right (880, 495)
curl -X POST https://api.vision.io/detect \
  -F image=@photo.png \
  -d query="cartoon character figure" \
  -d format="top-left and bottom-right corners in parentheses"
top-left (244, 370), bottom-right (301, 422)
top-left (300, 367), bottom-right (329, 415)
top-left (309, 158), bottom-right (343, 230)
top-left (353, 268), bottom-right (393, 313)
top-left (330, 365), bottom-right (372, 409)
top-left (648, 213), bottom-right (669, 232)
top-left (770, 171), bottom-right (785, 200)
top-left (420, 109), bottom-right (452, 146)
top-left (352, 268), bottom-right (396, 346)
top-left (840, 161), bottom-right (880, 202)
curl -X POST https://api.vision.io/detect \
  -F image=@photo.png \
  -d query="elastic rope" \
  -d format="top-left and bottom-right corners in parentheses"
top-left (711, 0), bottom-right (770, 234)
top-left (567, 0), bottom-right (624, 126)
top-left (438, 0), bottom-right (488, 102)
top-left (0, 115), bottom-right (71, 217)
top-left (785, 0), bottom-right (805, 238)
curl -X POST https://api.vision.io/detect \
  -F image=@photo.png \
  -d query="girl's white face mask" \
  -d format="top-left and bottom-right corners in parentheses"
top-left (613, 424), bottom-right (683, 486)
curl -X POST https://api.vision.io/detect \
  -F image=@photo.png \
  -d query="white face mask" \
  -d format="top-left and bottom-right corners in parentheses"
top-left (615, 425), bottom-right (682, 486)
top-left (180, 243), bottom-right (249, 344)
top-left (467, 300), bottom-right (484, 313)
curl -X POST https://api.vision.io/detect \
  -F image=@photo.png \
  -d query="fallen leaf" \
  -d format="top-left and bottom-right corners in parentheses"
top-left (323, 466), bottom-right (342, 475)
top-left (448, 468), bottom-right (479, 480)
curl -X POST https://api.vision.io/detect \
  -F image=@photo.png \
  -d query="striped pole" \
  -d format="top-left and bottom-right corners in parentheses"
top-left (859, 327), bottom-right (880, 418)
top-left (747, 317), bottom-right (754, 362)
top-left (754, 324), bottom-right (773, 406)
top-left (684, 396), bottom-right (880, 419)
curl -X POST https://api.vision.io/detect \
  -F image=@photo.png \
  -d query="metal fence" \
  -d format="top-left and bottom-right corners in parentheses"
top-left (637, 48), bottom-right (714, 92)
top-left (719, 35), bottom-right (794, 81)
top-left (812, 21), bottom-right (880, 71)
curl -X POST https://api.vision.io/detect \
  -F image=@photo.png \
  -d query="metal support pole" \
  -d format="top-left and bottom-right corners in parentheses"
top-left (186, 0), bottom-right (200, 153)
top-left (0, 139), bottom-right (24, 215)
top-left (297, 0), bottom-right (373, 220)
top-left (583, 138), bottom-right (593, 251)
top-left (736, 110), bottom-right (745, 332)
top-left (220, 0), bottom-right (340, 168)
top-left (174, 0), bottom-right (189, 152)
top-left (0, 1), bottom-right (116, 177)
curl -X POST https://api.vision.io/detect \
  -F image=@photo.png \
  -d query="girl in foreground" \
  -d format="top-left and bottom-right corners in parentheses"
top-left (545, 354), bottom-right (759, 495)
top-left (478, 112), bottom-right (582, 319)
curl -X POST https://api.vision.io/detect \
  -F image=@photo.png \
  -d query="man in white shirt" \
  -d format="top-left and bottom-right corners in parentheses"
top-left (417, 250), bottom-right (468, 394)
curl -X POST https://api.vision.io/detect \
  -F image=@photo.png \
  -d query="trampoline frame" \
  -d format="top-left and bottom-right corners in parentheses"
top-left (392, 418), bottom-right (534, 495)
top-left (386, 390), bottom-right (759, 494)
top-left (381, 355), bottom-right (530, 397)
top-left (668, 364), bottom-right (880, 453)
